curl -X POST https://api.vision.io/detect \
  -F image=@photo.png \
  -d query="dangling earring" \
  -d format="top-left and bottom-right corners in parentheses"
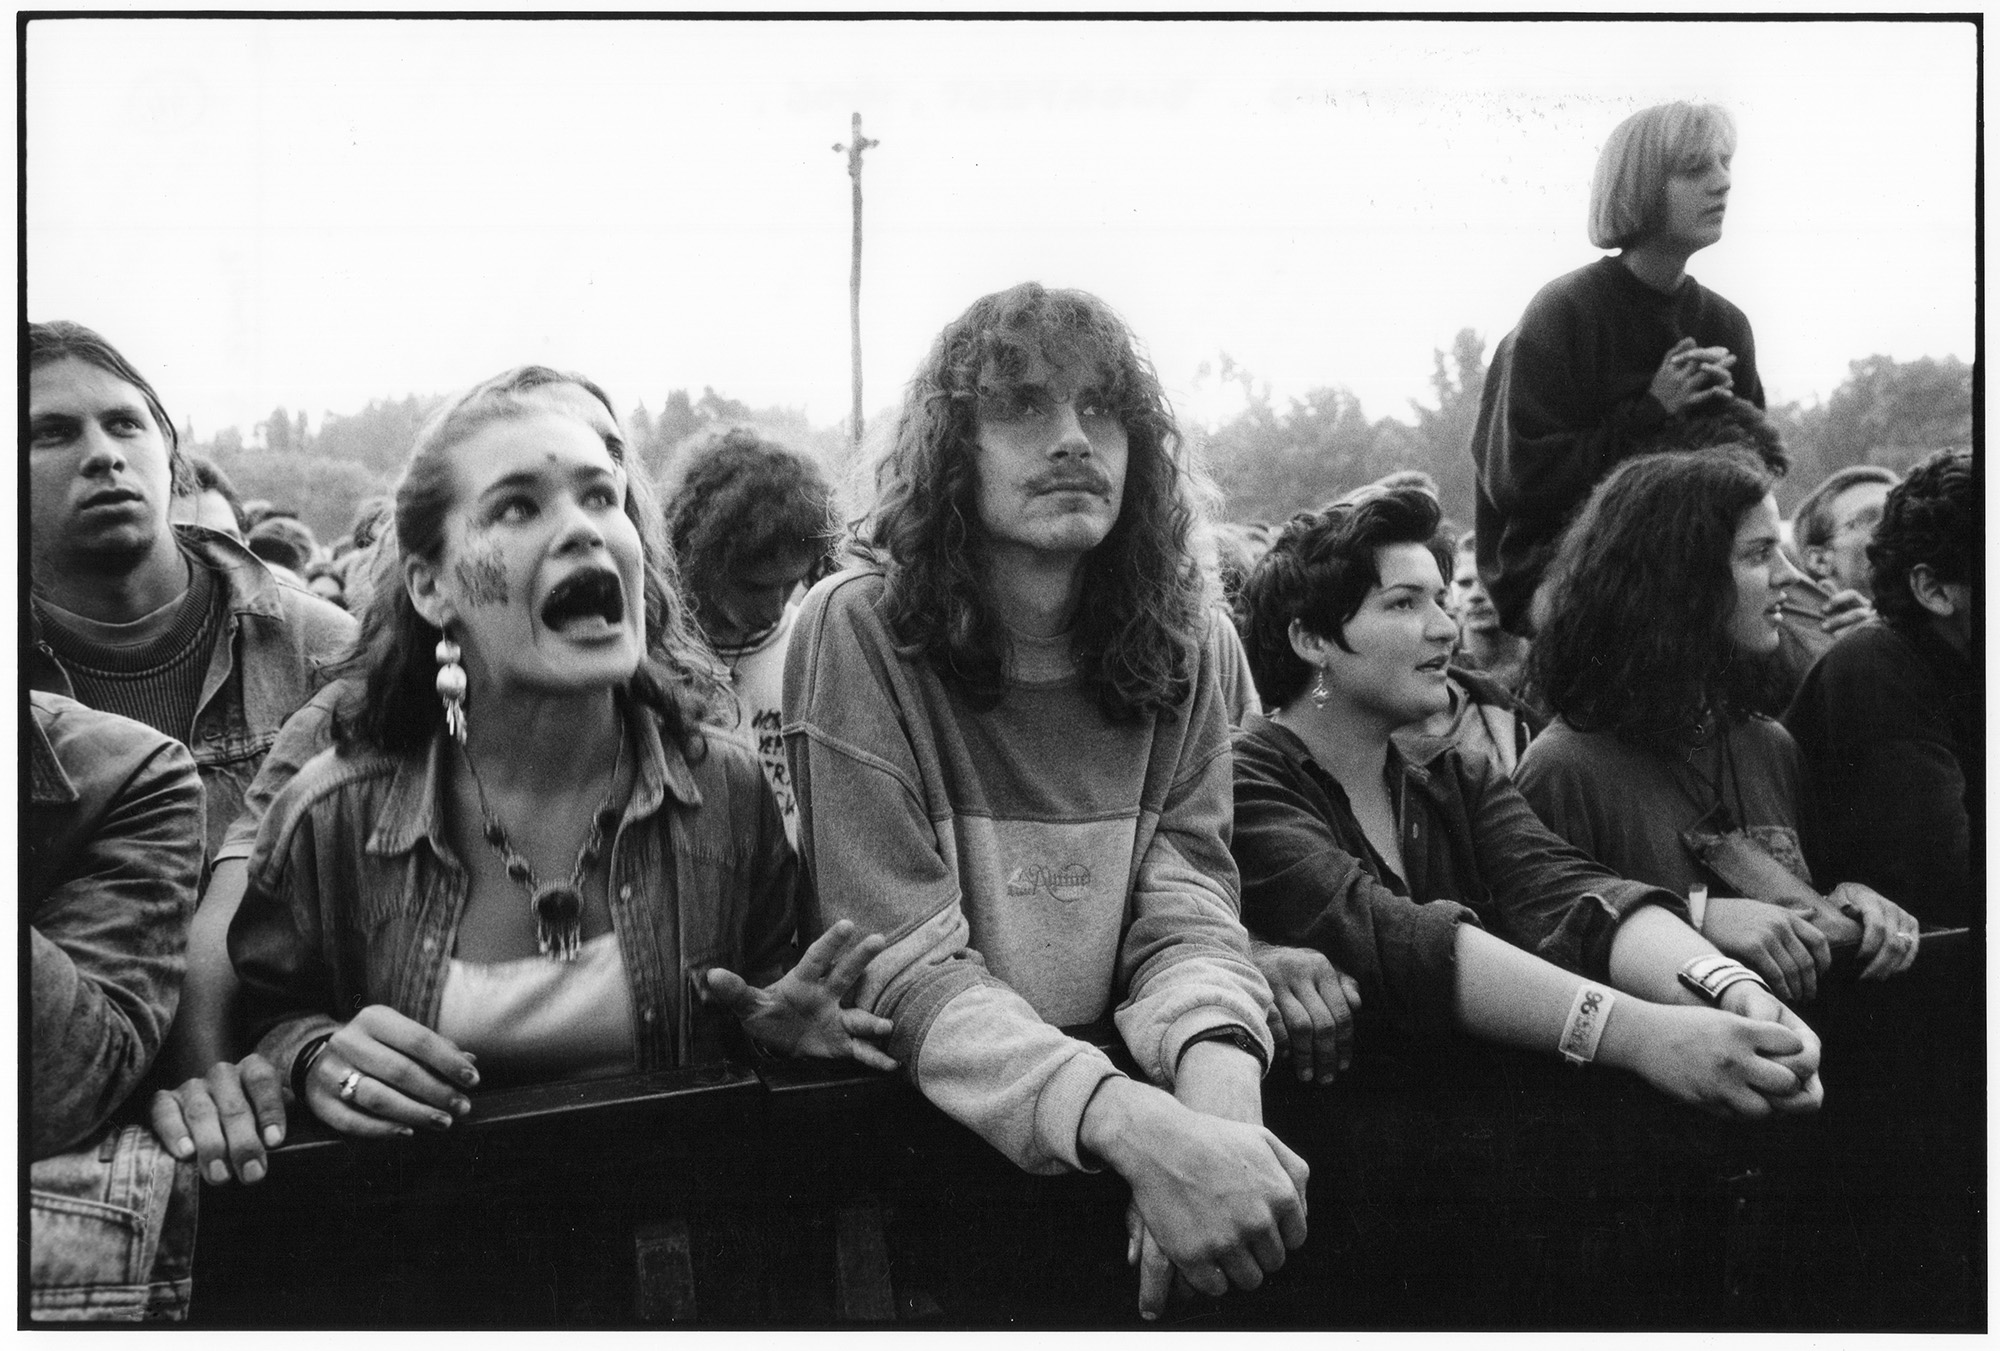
top-left (436, 636), bottom-right (468, 742)
top-left (1309, 668), bottom-right (1330, 710)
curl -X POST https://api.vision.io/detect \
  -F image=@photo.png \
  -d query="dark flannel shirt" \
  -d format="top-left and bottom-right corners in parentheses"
top-left (1784, 619), bottom-right (1979, 928)
top-left (1231, 714), bottom-right (1687, 1039)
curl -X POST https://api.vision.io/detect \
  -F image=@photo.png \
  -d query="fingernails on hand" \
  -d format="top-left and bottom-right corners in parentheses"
top-left (397, 1127), bottom-right (415, 1137)
top-left (171, 1136), bottom-right (194, 1159)
top-left (206, 1160), bottom-right (229, 1184)
top-left (451, 1097), bottom-right (472, 1117)
top-left (430, 1111), bottom-right (453, 1129)
top-left (1141, 1311), bottom-right (1159, 1322)
top-left (241, 1159), bottom-right (266, 1184)
top-left (262, 1125), bottom-right (284, 1147)
top-left (460, 1067), bottom-right (480, 1088)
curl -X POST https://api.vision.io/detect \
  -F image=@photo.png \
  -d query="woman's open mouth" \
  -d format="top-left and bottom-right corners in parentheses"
top-left (541, 568), bottom-right (626, 638)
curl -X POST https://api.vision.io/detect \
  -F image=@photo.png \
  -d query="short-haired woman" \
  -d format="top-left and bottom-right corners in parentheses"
top-left (1472, 100), bottom-right (1759, 635)
top-left (1233, 485), bottom-right (1823, 1117)
top-left (1517, 449), bottom-right (1922, 1002)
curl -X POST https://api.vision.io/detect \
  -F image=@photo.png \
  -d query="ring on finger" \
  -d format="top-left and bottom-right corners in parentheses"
top-left (337, 1069), bottom-right (364, 1103)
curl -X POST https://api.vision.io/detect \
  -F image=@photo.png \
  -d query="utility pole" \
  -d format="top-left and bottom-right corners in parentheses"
top-left (834, 112), bottom-right (879, 448)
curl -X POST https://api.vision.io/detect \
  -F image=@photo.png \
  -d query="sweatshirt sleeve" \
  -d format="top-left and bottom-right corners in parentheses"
top-left (31, 736), bottom-right (203, 1159)
top-left (1111, 620), bottom-right (1274, 1082)
top-left (783, 575), bottom-right (1122, 1175)
top-left (1231, 731), bottom-right (1475, 1040)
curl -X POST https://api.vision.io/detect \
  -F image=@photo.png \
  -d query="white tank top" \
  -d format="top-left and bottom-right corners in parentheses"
top-left (435, 930), bottom-right (640, 1088)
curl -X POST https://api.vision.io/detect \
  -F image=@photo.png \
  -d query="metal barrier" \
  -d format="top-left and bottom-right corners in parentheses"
top-left (189, 940), bottom-right (1982, 1329)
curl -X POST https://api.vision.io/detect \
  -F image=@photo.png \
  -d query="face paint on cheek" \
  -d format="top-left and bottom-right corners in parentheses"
top-left (453, 550), bottom-right (511, 607)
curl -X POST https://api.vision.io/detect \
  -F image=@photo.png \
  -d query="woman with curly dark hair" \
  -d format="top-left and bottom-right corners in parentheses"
top-left (1516, 448), bottom-right (1922, 1006)
top-left (1231, 485), bottom-right (1823, 1113)
top-left (153, 366), bottom-right (892, 1188)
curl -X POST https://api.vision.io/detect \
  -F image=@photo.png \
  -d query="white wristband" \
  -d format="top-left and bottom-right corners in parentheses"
top-left (1558, 984), bottom-right (1616, 1066)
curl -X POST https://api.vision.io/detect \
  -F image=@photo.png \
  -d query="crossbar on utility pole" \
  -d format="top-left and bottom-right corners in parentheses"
top-left (834, 112), bottom-right (879, 449)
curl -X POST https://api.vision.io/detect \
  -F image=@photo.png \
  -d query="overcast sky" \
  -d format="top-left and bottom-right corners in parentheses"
top-left (26, 16), bottom-right (1976, 443)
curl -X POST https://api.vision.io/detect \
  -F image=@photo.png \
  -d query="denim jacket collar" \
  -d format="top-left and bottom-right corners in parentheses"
top-left (177, 524), bottom-right (289, 622)
top-left (364, 694), bottom-right (705, 859)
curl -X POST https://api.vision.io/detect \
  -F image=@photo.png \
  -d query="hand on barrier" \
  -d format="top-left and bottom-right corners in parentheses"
top-left (703, 918), bottom-right (898, 1072)
top-left (1701, 895), bottom-right (1831, 1003)
top-left (1250, 941), bottom-right (1361, 1085)
top-left (150, 1053), bottom-right (287, 1185)
top-left (305, 1005), bottom-right (479, 1138)
top-left (1828, 881), bottom-right (1921, 980)
top-left (1085, 1080), bottom-right (1308, 1319)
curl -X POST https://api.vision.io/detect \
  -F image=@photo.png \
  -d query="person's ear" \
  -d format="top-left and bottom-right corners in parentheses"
top-left (1907, 563), bottom-right (1960, 619)
top-left (405, 553), bottom-right (456, 631)
top-left (1288, 618), bottom-right (1336, 668)
top-left (1800, 545), bottom-right (1835, 583)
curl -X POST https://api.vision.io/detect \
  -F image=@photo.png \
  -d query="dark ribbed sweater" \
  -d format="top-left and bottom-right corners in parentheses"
top-left (36, 557), bottom-right (223, 743)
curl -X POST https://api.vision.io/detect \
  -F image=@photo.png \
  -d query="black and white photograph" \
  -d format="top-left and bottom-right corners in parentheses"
top-left (21, 12), bottom-right (1980, 1331)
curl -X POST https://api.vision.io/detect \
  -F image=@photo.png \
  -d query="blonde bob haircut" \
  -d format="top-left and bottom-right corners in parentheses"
top-left (1587, 101), bottom-right (1737, 251)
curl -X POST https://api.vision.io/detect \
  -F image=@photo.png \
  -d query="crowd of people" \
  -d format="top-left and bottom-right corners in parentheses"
top-left (26, 98), bottom-right (1978, 1324)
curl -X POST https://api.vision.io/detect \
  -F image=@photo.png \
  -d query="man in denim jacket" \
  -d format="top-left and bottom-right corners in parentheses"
top-left (27, 322), bottom-right (356, 865)
top-left (28, 692), bottom-right (205, 1321)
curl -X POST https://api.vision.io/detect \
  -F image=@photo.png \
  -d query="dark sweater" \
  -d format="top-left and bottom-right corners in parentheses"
top-left (1230, 715), bottom-right (1685, 1040)
top-left (1783, 620), bottom-right (1978, 928)
top-left (1471, 256), bottom-right (1763, 633)
top-left (35, 556), bottom-right (223, 744)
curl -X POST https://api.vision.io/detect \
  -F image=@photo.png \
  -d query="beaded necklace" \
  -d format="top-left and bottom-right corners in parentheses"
top-left (461, 721), bottom-right (625, 962)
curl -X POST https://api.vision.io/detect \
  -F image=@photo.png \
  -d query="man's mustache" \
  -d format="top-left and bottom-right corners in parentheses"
top-left (1026, 467), bottom-right (1113, 496)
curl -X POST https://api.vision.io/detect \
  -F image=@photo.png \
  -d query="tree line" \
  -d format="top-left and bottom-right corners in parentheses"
top-left (180, 345), bottom-right (1974, 549)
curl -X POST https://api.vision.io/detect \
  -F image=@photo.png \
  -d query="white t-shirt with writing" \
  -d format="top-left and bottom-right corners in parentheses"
top-left (709, 603), bottom-right (800, 846)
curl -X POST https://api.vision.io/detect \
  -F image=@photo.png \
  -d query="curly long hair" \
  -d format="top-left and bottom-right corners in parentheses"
top-left (1240, 488), bottom-right (1452, 709)
top-left (662, 426), bottom-right (838, 638)
top-left (334, 365), bottom-right (725, 756)
top-left (1530, 448), bottom-right (1781, 754)
top-left (858, 282), bottom-right (1209, 720)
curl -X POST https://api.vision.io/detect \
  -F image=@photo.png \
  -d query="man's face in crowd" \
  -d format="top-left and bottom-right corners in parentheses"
top-left (701, 543), bottom-right (819, 647)
top-left (30, 358), bottom-right (176, 577)
top-left (1805, 480), bottom-right (1892, 598)
top-left (1449, 546), bottom-right (1499, 635)
top-left (970, 347), bottom-right (1129, 565)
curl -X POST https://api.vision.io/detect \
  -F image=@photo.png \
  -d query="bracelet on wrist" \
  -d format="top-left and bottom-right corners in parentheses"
top-left (291, 1032), bottom-right (334, 1102)
top-left (1676, 954), bottom-right (1772, 1006)
top-left (1558, 984), bottom-right (1616, 1067)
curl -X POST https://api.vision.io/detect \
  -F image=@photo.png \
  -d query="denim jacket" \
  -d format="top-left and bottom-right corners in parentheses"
top-left (28, 692), bottom-right (204, 1321)
top-left (229, 702), bottom-right (800, 1087)
top-left (27, 526), bottom-right (357, 863)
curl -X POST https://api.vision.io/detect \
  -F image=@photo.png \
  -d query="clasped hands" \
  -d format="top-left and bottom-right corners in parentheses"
top-left (152, 919), bottom-right (895, 1186)
top-left (1649, 336), bottom-right (1738, 414)
top-left (1700, 883), bottom-right (1920, 1004)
